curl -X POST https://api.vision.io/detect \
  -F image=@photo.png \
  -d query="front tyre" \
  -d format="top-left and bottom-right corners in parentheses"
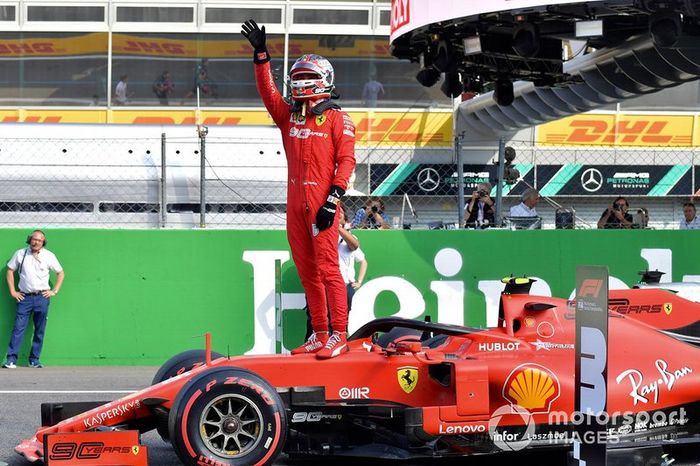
top-left (152, 349), bottom-right (225, 385)
top-left (168, 367), bottom-right (287, 466)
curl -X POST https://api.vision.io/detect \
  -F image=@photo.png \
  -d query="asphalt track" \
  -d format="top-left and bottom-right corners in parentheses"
top-left (1, 366), bottom-right (699, 466)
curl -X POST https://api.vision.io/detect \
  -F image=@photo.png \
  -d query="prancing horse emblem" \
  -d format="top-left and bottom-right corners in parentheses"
top-left (398, 366), bottom-right (418, 394)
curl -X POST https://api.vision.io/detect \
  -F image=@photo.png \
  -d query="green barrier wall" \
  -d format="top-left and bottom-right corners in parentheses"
top-left (0, 229), bottom-right (697, 365)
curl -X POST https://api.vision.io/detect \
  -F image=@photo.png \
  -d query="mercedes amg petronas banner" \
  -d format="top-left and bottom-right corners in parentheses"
top-left (370, 164), bottom-right (695, 196)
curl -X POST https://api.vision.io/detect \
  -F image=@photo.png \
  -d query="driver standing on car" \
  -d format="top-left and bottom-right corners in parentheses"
top-left (597, 196), bottom-right (633, 229)
top-left (241, 20), bottom-right (356, 359)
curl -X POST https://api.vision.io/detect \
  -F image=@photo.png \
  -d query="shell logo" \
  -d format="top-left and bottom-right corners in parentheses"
top-left (502, 363), bottom-right (560, 414)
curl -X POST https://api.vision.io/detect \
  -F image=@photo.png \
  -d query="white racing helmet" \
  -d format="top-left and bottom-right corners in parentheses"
top-left (288, 54), bottom-right (335, 101)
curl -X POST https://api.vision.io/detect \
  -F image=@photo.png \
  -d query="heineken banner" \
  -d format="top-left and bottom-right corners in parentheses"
top-left (1, 228), bottom-right (699, 365)
top-left (370, 164), bottom-right (693, 196)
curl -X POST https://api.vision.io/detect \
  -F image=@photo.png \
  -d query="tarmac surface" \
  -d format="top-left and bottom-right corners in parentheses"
top-left (1, 366), bottom-right (699, 466)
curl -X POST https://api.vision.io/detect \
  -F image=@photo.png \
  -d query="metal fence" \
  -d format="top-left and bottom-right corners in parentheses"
top-left (0, 129), bottom-right (695, 230)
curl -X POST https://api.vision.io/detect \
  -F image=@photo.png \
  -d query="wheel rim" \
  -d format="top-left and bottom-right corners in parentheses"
top-left (199, 393), bottom-right (264, 458)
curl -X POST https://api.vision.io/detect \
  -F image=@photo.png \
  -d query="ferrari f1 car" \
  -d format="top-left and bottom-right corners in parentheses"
top-left (16, 279), bottom-right (700, 465)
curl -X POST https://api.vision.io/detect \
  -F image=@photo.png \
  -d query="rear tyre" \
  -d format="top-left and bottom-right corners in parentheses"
top-left (168, 367), bottom-right (287, 466)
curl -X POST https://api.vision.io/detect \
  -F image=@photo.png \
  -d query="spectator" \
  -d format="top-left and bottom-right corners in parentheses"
top-left (509, 188), bottom-right (540, 217)
top-left (338, 218), bottom-right (368, 310)
top-left (679, 202), bottom-right (700, 229)
top-left (362, 74), bottom-right (385, 107)
top-left (114, 74), bottom-right (128, 105)
top-left (352, 198), bottom-right (391, 229)
top-left (3, 230), bottom-right (64, 369)
top-left (598, 196), bottom-right (633, 229)
top-left (465, 182), bottom-right (495, 228)
top-left (152, 71), bottom-right (175, 105)
top-left (183, 58), bottom-right (213, 102)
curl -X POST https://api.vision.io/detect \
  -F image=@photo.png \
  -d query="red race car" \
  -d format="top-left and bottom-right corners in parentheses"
top-left (16, 278), bottom-right (700, 465)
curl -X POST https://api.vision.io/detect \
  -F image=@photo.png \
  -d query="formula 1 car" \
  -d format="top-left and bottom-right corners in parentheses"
top-left (16, 278), bottom-right (700, 465)
top-left (609, 271), bottom-right (700, 340)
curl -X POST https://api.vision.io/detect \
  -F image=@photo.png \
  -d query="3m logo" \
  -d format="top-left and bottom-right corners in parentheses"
top-left (390, 0), bottom-right (410, 35)
top-left (579, 279), bottom-right (603, 298)
top-left (502, 364), bottom-right (560, 414)
top-left (543, 118), bottom-right (692, 146)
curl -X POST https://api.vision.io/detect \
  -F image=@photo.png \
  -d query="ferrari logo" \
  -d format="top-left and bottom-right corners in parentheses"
top-left (398, 366), bottom-right (418, 394)
top-left (131, 446), bottom-right (139, 456)
top-left (664, 303), bottom-right (672, 315)
top-left (524, 317), bottom-right (536, 328)
top-left (315, 115), bottom-right (327, 126)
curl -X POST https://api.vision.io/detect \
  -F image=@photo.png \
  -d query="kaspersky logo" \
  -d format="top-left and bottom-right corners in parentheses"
top-left (503, 364), bottom-right (560, 414)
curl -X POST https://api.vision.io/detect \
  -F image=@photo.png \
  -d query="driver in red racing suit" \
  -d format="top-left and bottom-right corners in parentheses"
top-left (242, 20), bottom-right (356, 359)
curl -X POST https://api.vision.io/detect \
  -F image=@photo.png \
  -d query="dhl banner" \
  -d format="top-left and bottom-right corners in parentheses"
top-left (0, 109), bottom-right (453, 147)
top-left (0, 33), bottom-right (107, 57)
top-left (0, 33), bottom-right (391, 59)
top-left (113, 35), bottom-right (391, 59)
top-left (537, 113), bottom-right (697, 147)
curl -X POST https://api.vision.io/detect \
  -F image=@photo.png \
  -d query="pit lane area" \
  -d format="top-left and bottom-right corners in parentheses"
top-left (1, 366), bottom-right (698, 466)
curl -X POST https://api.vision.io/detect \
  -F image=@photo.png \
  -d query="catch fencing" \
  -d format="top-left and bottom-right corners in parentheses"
top-left (0, 129), bottom-right (695, 229)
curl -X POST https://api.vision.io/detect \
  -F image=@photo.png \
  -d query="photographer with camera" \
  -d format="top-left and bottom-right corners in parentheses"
top-left (598, 196), bottom-right (633, 229)
top-left (465, 182), bottom-right (495, 228)
top-left (352, 198), bottom-right (390, 229)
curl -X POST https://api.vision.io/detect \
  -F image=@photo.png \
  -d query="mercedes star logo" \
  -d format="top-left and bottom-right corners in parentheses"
top-left (417, 167), bottom-right (440, 192)
top-left (580, 168), bottom-right (603, 192)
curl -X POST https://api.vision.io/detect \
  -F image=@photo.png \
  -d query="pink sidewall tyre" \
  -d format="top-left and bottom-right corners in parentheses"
top-left (168, 367), bottom-right (287, 466)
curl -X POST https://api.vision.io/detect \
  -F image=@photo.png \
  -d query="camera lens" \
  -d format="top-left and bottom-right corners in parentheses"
top-left (371, 206), bottom-right (378, 213)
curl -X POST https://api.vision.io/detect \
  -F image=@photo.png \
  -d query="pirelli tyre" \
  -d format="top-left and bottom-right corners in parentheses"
top-left (152, 349), bottom-right (225, 385)
top-left (168, 367), bottom-right (287, 466)
top-left (152, 349), bottom-right (225, 442)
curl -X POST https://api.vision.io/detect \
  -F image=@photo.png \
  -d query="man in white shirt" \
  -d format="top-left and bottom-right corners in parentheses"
top-left (680, 202), bottom-right (700, 229)
top-left (338, 223), bottom-right (368, 312)
top-left (3, 230), bottom-right (64, 369)
top-left (510, 188), bottom-right (540, 217)
top-left (114, 74), bottom-right (128, 105)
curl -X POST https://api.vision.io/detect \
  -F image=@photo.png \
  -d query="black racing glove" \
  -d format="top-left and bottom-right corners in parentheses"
top-left (316, 185), bottom-right (345, 232)
top-left (241, 19), bottom-right (270, 64)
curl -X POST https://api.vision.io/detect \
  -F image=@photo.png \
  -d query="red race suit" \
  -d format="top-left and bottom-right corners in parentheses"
top-left (254, 61), bottom-right (356, 333)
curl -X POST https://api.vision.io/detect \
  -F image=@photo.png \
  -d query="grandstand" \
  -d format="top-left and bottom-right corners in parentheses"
top-left (0, 0), bottom-right (697, 229)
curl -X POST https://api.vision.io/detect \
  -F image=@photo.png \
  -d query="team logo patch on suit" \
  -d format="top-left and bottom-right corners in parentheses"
top-left (398, 366), bottom-right (418, 394)
top-left (290, 112), bottom-right (306, 125)
top-left (315, 115), bottom-right (327, 126)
